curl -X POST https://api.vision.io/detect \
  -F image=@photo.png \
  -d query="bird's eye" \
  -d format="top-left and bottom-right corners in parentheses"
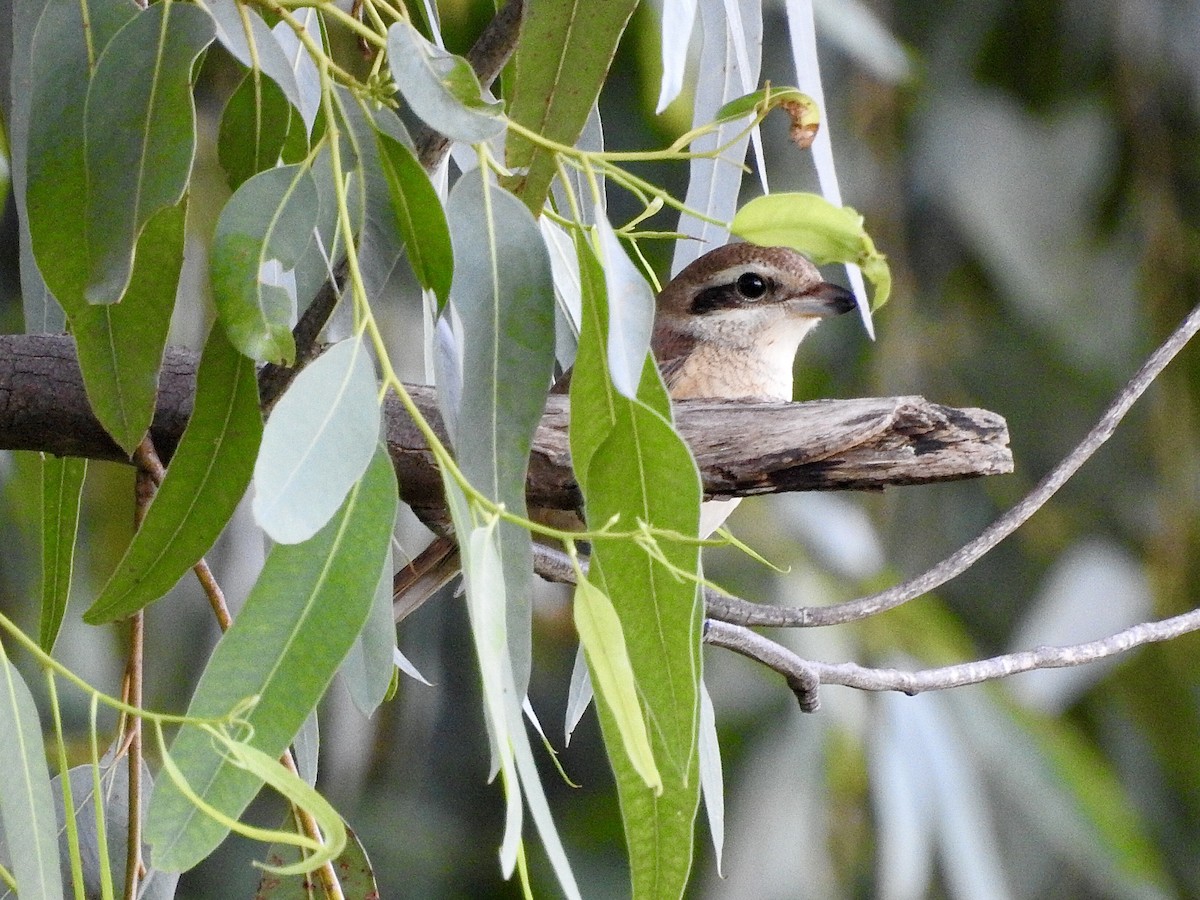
top-left (736, 272), bottom-right (768, 299)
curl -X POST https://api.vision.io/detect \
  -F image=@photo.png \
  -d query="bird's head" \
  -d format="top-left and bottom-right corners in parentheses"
top-left (653, 243), bottom-right (856, 400)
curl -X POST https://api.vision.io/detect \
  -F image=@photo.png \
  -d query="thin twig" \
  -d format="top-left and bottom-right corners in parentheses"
top-left (705, 300), bottom-right (1200, 627)
top-left (703, 621), bottom-right (821, 711)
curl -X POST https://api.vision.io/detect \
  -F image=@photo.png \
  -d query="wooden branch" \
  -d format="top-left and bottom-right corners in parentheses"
top-left (0, 335), bottom-right (1013, 518)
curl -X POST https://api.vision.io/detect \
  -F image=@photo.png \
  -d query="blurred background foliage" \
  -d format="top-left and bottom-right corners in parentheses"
top-left (3, 0), bottom-right (1200, 896)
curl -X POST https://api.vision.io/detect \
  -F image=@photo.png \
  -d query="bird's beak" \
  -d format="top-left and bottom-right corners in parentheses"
top-left (791, 281), bottom-right (857, 318)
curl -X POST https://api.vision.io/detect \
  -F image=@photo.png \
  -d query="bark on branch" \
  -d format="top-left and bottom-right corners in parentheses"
top-left (0, 334), bottom-right (1012, 516)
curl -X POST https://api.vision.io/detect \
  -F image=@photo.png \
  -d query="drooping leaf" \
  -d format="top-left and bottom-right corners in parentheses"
top-left (146, 446), bottom-right (397, 872)
top-left (505, 0), bottom-right (638, 211)
top-left (39, 454), bottom-right (86, 651)
top-left (594, 216), bottom-right (655, 400)
top-left (199, 0), bottom-right (303, 114)
top-left (257, 821), bottom-right (379, 899)
top-left (292, 710), bottom-right (320, 789)
top-left (24, 0), bottom-right (137, 314)
top-left (0, 645), bottom-right (63, 900)
top-left (374, 128), bottom-right (453, 308)
top-left (70, 200), bottom-right (187, 454)
top-left (342, 529), bottom-right (399, 717)
top-left (656, 0), bottom-right (699, 113)
top-left (210, 163), bottom-right (319, 364)
top-left (698, 681), bottom-right (725, 875)
top-left (271, 10), bottom-right (322, 134)
top-left (731, 192), bottom-right (892, 307)
top-left (83, 323), bottom-right (262, 624)
top-left (445, 168), bottom-right (556, 697)
top-left (573, 576), bottom-right (661, 792)
top-left (713, 84), bottom-right (817, 126)
top-left (252, 337), bottom-right (380, 544)
top-left (82, 2), bottom-right (214, 304)
top-left (386, 21), bottom-right (505, 144)
top-left (569, 233), bottom-right (704, 899)
top-left (218, 71), bottom-right (296, 190)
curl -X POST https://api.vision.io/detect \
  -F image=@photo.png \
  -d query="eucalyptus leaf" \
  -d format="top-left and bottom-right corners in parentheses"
top-left (574, 577), bottom-right (661, 792)
top-left (292, 710), bottom-right (320, 789)
top-left (199, 0), bottom-right (303, 114)
top-left (271, 10), bottom-right (322, 133)
top-left (374, 128), bottom-right (453, 307)
top-left (146, 446), bottom-right (397, 872)
top-left (713, 85), bottom-right (816, 124)
top-left (386, 21), bottom-right (504, 144)
top-left (343, 539), bottom-right (399, 717)
top-left (731, 192), bottom-right (891, 307)
top-left (84, 323), bottom-right (262, 624)
top-left (656, 0), bottom-right (698, 113)
top-left (252, 337), bottom-right (381, 545)
top-left (446, 168), bottom-right (556, 696)
top-left (257, 821), bottom-right (378, 899)
top-left (70, 200), bottom-right (187, 455)
top-left (0, 647), bottom-right (63, 900)
top-left (39, 454), bottom-right (86, 651)
top-left (569, 233), bottom-right (704, 899)
top-left (25, 0), bottom-right (137, 313)
top-left (81, 2), bottom-right (213, 304)
top-left (210, 163), bottom-right (319, 364)
top-left (504, 0), bottom-right (638, 211)
top-left (564, 644), bottom-right (593, 746)
top-left (217, 72), bottom-right (295, 190)
top-left (594, 216), bottom-right (655, 400)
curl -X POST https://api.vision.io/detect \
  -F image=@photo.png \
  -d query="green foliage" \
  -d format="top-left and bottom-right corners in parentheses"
top-left (39, 456), bottom-right (86, 651)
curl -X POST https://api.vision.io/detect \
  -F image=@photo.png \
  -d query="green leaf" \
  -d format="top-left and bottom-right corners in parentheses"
top-left (81, 2), bottom-right (213, 304)
top-left (83, 324), bottom-right (262, 624)
top-left (505, 0), bottom-right (638, 211)
top-left (731, 192), bottom-right (892, 308)
top-left (573, 576), bottom-right (661, 793)
top-left (217, 71), bottom-right (296, 190)
top-left (199, 0), bottom-right (303, 114)
top-left (569, 234), bottom-right (704, 900)
top-left (594, 216), bottom-right (655, 400)
top-left (39, 455), bottom-right (86, 651)
top-left (0, 644), bottom-right (64, 900)
top-left (713, 85), bottom-right (817, 125)
top-left (24, 0), bottom-right (137, 314)
top-left (373, 128), bottom-right (453, 308)
top-left (70, 200), bottom-right (187, 454)
top-left (386, 21), bottom-right (505, 144)
top-left (445, 168), bottom-right (556, 696)
top-left (146, 445), bottom-right (397, 873)
top-left (210, 163), bottom-right (319, 364)
top-left (252, 337), bottom-right (381, 544)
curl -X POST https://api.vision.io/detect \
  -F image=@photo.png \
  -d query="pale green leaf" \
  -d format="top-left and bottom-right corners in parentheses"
top-left (82, 2), bottom-right (214, 304)
top-left (211, 163), bottom-right (319, 364)
top-left (713, 85), bottom-right (817, 125)
top-left (146, 446), bottom-right (397, 872)
top-left (595, 216), bottom-right (655, 400)
top-left (83, 323), bottom-right (262, 624)
top-left (70, 200), bottom-right (186, 454)
top-left (445, 168), bottom-right (555, 696)
top-left (731, 192), bottom-right (892, 308)
top-left (505, 0), bottom-right (638, 211)
top-left (0, 646), bottom-right (63, 900)
top-left (39, 455), bottom-right (86, 651)
top-left (574, 577), bottom-right (661, 792)
top-left (343, 537), bottom-right (399, 717)
top-left (386, 21), bottom-right (504, 144)
top-left (252, 337), bottom-right (381, 544)
top-left (698, 681), bottom-right (725, 875)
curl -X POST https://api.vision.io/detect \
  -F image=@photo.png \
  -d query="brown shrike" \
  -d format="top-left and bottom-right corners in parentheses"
top-left (392, 243), bottom-right (855, 617)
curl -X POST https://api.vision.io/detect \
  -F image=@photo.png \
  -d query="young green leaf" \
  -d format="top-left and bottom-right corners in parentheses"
top-left (373, 128), bottom-right (453, 308)
top-left (210, 163), bottom-right (319, 364)
top-left (70, 200), bottom-right (186, 455)
top-left (83, 323), bottom-right (262, 624)
top-left (573, 576), bottom-right (662, 792)
top-left (39, 454), bottom-right (86, 651)
top-left (713, 85), bottom-right (817, 125)
top-left (252, 337), bottom-right (381, 545)
top-left (0, 645), bottom-right (64, 900)
top-left (386, 21), bottom-right (505, 144)
top-left (504, 0), bottom-right (638, 211)
top-left (731, 192), bottom-right (892, 308)
top-left (146, 446), bottom-right (397, 872)
top-left (82, 2), bottom-right (214, 304)
top-left (446, 168), bottom-right (556, 696)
